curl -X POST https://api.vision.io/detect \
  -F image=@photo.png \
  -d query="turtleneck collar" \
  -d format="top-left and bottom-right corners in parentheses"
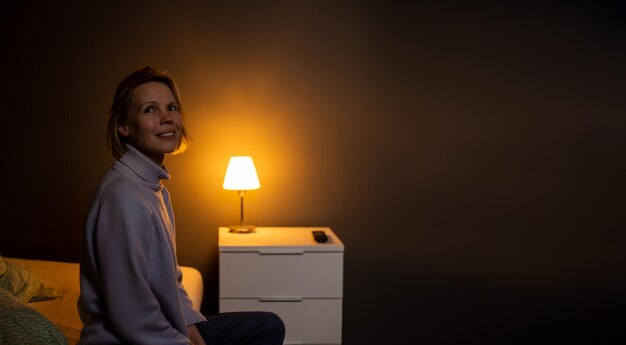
top-left (117, 145), bottom-right (170, 189)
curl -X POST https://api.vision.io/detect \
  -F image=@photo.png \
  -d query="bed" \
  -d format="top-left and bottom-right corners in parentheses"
top-left (0, 257), bottom-right (204, 345)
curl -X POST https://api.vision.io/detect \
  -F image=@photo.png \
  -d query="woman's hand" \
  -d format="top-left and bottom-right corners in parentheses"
top-left (188, 324), bottom-right (207, 345)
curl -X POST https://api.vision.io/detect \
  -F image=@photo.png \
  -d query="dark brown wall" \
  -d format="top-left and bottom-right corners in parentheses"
top-left (3, 1), bottom-right (625, 344)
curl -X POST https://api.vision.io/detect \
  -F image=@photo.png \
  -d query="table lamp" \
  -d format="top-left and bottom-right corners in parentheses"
top-left (223, 156), bottom-right (261, 233)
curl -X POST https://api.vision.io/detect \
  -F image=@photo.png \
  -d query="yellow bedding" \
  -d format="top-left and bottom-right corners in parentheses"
top-left (6, 258), bottom-right (203, 345)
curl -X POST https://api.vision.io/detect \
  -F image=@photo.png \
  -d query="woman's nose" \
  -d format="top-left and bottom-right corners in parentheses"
top-left (160, 110), bottom-right (174, 124)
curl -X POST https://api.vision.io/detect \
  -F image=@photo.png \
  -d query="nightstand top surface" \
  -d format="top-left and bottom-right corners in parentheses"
top-left (219, 227), bottom-right (344, 252)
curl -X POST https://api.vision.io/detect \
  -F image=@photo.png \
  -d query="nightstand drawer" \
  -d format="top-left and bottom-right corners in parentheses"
top-left (220, 298), bottom-right (342, 344)
top-left (220, 252), bottom-right (343, 298)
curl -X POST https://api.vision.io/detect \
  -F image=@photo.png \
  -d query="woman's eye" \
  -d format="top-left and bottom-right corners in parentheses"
top-left (168, 104), bottom-right (178, 111)
top-left (144, 106), bottom-right (156, 113)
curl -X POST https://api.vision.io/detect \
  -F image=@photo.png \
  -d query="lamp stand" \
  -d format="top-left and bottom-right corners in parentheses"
top-left (228, 190), bottom-right (256, 233)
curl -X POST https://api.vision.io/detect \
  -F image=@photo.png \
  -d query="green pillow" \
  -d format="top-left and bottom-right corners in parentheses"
top-left (0, 258), bottom-right (61, 303)
top-left (0, 289), bottom-right (67, 344)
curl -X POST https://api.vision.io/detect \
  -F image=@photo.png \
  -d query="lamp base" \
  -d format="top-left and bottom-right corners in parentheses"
top-left (228, 225), bottom-right (257, 233)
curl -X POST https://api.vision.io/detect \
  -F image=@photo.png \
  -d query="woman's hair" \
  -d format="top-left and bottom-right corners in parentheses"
top-left (106, 65), bottom-right (190, 159)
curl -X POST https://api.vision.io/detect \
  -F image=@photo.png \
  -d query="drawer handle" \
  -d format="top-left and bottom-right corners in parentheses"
top-left (259, 249), bottom-right (304, 255)
top-left (258, 297), bottom-right (303, 302)
top-left (284, 342), bottom-right (304, 345)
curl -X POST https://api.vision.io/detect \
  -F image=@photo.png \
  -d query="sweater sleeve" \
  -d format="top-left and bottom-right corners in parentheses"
top-left (161, 187), bottom-right (206, 326)
top-left (177, 265), bottom-right (207, 325)
top-left (95, 177), bottom-right (191, 345)
top-left (160, 185), bottom-right (207, 326)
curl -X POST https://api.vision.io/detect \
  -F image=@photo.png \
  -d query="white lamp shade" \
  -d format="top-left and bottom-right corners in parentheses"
top-left (223, 156), bottom-right (261, 191)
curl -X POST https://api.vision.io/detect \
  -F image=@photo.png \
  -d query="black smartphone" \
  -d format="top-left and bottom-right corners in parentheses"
top-left (312, 230), bottom-right (328, 243)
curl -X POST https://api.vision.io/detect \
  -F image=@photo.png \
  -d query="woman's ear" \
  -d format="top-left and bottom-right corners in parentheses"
top-left (118, 123), bottom-right (130, 137)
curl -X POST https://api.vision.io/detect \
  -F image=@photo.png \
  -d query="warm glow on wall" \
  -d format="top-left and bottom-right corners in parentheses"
top-left (165, 62), bottom-right (340, 235)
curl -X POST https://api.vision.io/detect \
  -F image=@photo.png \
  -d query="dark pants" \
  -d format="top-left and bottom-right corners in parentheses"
top-left (196, 311), bottom-right (285, 345)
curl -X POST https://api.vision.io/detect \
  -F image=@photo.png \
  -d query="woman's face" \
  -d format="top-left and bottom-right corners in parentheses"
top-left (118, 81), bottom-right (183, 165)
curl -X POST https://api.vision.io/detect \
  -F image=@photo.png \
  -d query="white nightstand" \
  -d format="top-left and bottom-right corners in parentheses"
top-left (219, 227), bottom-right (344, 345)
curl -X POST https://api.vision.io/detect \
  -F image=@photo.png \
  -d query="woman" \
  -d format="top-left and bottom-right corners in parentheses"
top-left (78, 66), bottom-right (284, 345)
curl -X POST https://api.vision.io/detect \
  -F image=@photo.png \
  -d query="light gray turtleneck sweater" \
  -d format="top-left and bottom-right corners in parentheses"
top-left (77, 145), bottom-right (206, 345)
